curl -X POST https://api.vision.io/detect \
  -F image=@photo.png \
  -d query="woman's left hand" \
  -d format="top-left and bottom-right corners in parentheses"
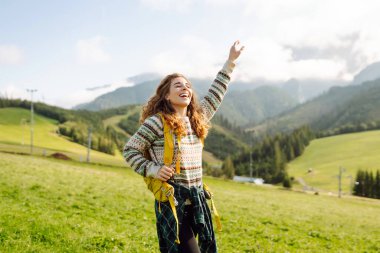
top-left (228, 40), bottom-right (245, 62)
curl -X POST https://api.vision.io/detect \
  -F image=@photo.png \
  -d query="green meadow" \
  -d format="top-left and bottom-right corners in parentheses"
top-left (288, 130), bottom-right (380, 194)
top-left (0, 108), bottom-right (124, 166)
top-left (1, 152), bottom-right (379, 252)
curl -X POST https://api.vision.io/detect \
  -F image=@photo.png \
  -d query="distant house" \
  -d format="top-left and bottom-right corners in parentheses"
top-left (233, 176), bottom-right (264, 185)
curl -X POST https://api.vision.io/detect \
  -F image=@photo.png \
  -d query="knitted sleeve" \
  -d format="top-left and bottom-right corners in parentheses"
top-left (123, 114), bottom-right (163, 177)
top-left (200, 60), bottom-right (235, 121)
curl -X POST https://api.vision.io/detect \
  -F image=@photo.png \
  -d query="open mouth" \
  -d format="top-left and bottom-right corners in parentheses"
top-left (179, 93), bottom-right (190, 98)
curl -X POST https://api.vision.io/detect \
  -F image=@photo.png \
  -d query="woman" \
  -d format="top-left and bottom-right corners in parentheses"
top-left (123, 41), bottom-right (244, 253)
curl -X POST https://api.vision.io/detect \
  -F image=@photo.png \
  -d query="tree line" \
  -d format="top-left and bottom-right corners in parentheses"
top-left (353, 169), bottom-right (380, 199)
top-left (118, 111), bottom-right (140, 135)
top-left (229, 126), bottom-right (315, 187)
top-left (317, 120), bottom-right (380, 138)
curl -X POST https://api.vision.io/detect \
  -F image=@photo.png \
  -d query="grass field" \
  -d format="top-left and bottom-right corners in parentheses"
top-left (0, 107), bottom-right (125, 166)
top-left (1, 152), bottom-right (379, 252)
top-left (287, 130), bottom-right (380, 194)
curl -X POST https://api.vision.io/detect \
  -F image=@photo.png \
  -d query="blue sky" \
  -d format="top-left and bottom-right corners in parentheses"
top-left (1, 0), bottom-right (380, 108)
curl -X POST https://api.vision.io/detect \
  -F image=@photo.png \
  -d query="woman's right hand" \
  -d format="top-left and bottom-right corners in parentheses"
top-left (228, 40), bottom-right (245, 62)
top-left (156, 165), bottom-right (175, 181)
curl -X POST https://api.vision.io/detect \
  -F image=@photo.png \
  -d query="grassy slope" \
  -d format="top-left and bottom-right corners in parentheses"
top-left (202, 150), bottom-right (222, 166)
top-left (1, 152), bottom-right (379, 252)
top-left (103, 114), bottom-right (131, 136)
top-left (212, 124), bottom-right (248, 149)
top-left (288, 130), bottom-right (380, 193)
top-left (0, 108), bottom-right (124, 166)
top-left (102, 106), bottom-right (141, 137)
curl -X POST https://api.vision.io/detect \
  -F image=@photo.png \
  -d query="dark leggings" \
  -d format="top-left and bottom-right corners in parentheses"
top-left (178, 205), bottom-right (201, 253)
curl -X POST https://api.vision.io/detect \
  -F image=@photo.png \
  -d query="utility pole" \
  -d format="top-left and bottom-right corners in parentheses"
top-left (249, 141), bottom-right (253, 181)
top-left (246, 129), bottom-right (255, 182)
top-left (26, 89), bottom-right (37, 154)
top-left (338, 167), bottom-right (346, 198)
top-left (86, 126), bottom-right (92, 163)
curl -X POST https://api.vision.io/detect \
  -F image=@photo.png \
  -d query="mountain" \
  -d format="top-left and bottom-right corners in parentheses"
top-left (352, 61), bottom-right (380, 85)
top-left (74, 80), bottom-right (158, 111)
top-left (74, 77), bottom-right (298, 126)
top-left (280, 78), bottom-right (347, 103)
top-left (252, 77), bottom-right (380, 135)
top-left (218, 86), bottom-right (297, 126)
top-left (73, 78), bottom-right (238, 111)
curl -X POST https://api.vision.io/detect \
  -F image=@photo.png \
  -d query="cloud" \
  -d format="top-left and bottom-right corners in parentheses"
top-left (76, 36), bottom-right (111, 64)
top-left (148, 34), bottom-right (352, 82)
top-left (252, 0), bottom-right (380, 78)
top-left (0, 45), bottom-right (23, 65)
top-left (149, 35), bottom-right (223, 79)
top-left (143, 0), bottom-right (380, 82)
top-left (200, 0), bottom-right (380, 81)
top-left (289, 59), bottom-right (348, 80)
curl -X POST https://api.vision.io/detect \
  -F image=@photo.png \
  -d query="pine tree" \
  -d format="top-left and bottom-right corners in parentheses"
top-left (273, 141), bottom-right (286, 183)
top-left (354, 169), bottom-right (365, 197)
top-left (372, 170), bottom-right (380, 199)
top-left (375, 170), bottom-right (380, 199)
top-left (293, 135), bottom-right (303, 157)
top-left (282, 172), bottom-right (292, 188)
top-left (359, 170), bottom-right (366, 197)
top-left (222, 156), bottom-right (235, 179)
top-left (285, 138), bottom-right (295, 161)
top-left (353, 169), bottom-right (360, 196)
top-left (368, 171), bottom-right (374, 198)
top-left (364, 171), bottom-right (371, 197)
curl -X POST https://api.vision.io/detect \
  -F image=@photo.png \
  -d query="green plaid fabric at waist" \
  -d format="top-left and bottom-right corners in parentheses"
top-left (154, 182), bottom-right (217, 253)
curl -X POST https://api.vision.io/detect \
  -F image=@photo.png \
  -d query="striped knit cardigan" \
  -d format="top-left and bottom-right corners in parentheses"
top-left (123, 60), bottom-right (235, 189)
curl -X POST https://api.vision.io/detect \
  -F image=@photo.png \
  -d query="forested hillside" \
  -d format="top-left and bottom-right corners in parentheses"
top-left (253, 78), bottom-right (380, 135)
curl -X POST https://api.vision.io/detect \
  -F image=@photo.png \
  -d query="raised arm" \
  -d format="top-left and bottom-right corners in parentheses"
top-left (201, 41), bottom-right (244, 121)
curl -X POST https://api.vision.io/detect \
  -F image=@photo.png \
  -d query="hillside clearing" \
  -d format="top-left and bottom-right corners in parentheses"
top-left (288, 130), bottom-right (380, 193)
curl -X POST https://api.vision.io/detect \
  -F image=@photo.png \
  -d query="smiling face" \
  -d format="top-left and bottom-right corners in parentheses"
top-left (165, 76), bottom-right (193, 109)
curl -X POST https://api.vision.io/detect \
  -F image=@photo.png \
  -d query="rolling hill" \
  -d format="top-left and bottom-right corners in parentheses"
top-left (288, 130), bottom-right (380, 193)
top-left (0, 107), bottom-right (125, 166)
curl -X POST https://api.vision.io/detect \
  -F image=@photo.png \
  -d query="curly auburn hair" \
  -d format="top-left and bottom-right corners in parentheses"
top-left (140, 73), bottom-right (209, 139)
